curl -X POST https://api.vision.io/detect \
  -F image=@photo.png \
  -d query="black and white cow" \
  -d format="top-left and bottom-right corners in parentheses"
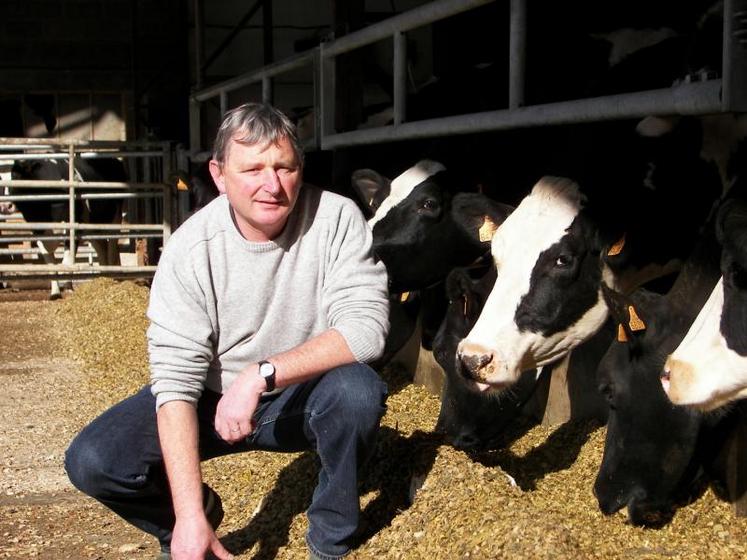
top-left (5, 157), bottom-right (126, 298)
top-left (663, 182), bottom-right (747, 409)
top-left (356, 159), bottom-right (514, 294)
top-left (593, 214), bottom-right (730, 526)
top-left (456, 116), bottom-right (722, 392)
top-left (352, 160), bottom-right (513, 356)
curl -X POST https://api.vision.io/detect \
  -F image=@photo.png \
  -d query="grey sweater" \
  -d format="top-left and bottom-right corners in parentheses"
top-left (147, 185), bottom-right (390, 409)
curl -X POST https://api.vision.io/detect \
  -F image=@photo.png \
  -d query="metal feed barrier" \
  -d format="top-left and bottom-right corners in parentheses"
top-left (0, 137), bottom-right (179, 284)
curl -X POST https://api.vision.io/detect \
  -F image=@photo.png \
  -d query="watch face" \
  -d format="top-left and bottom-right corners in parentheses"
top-left (260, 361), bottom-right (275, 376)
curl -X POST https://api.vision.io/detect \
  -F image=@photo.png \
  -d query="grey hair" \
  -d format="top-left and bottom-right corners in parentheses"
top-left (212, 103), bottom-right (304, 167)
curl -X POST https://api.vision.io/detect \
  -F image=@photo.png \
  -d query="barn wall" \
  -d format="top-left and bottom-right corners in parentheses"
top-left (0, 0), bottom-right (189, 141)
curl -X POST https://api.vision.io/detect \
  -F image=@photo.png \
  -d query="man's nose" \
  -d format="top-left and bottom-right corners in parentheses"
top-left (263, 169), bottom-right (281, 195)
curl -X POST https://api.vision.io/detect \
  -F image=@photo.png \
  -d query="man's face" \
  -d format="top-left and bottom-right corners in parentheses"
top-left (209, 135), bottom-right (302, 242)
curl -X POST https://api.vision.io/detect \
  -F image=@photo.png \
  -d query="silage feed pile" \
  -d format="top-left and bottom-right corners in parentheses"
top-left (55, 278), bottom-right (747, 559)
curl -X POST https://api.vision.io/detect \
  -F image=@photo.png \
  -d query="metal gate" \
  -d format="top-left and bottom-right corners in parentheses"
top-left (0, 138), bottom-right (178, 284)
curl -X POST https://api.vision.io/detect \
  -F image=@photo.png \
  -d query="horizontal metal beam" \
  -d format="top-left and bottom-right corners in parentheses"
top-left (193, 51), bottom-right (315, 101)
top-left (0, 151), bottom-right (167, 160)
top-left (0, 180), bottom-right (166, 189)
top-left (0, 222), bottom-right (165, 231)
top-left (321, 81), bottom-right (723, 149)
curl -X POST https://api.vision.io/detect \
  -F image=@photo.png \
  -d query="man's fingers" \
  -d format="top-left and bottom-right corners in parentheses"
top-left (211, 538), bottom-right (234, 560)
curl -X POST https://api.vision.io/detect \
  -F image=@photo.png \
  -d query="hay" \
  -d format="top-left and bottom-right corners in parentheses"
top-left (56, 278), bottom-right (747, 559)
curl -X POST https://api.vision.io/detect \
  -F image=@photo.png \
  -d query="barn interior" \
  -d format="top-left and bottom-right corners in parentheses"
top-left (2, 0), bottom-right (747, 558)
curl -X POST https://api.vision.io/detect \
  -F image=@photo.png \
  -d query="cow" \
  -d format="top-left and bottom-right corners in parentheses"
top-left (351, 159), bottom-right (513, 359)
top-left (456, 116), bottom-right (722, 393)
top-left (432, 263), bottom-right (543, 449)
top-left (663, 183), bottom-right (747, 410)
top-left (358, 159), bottom-right (514, 294)
top-left (593, 213), bottom-right (732, 526)
top-left (5, 157), bottom-right (126, 299)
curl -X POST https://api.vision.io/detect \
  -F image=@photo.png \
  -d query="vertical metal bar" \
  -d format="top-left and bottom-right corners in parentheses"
top-left (312, 48), bottom-right (322, 150)
top-left (67, 144), bottom-right (77, 261)
top-left (722, 0), bottom-right (747, 111)
top-left (220, 91), bottom-right (228, 116)
top-left (194, 0), bottom-right (205, 90)
top-left (320, 44), bottom-right (337, 138)
top-left (262, 76), bottom-right (274, 104)
top-left (393, 31), bottom-right (407, 125)
top-left (189, 97), bottom-right (201, 155)
top-left (509, 0), bottom-right (527, 109)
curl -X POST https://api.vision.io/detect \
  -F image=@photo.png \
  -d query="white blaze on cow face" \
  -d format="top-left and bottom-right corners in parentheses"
top-left (367, 160), bottom-right (446, 228)
top-left (663, 277), bottom-right (747, 410)
top-left (458, 176), bottom-right (611, 387)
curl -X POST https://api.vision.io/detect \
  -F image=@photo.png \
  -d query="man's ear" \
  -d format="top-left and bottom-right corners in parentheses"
top-left (208, 159), bottom-right (226, 194)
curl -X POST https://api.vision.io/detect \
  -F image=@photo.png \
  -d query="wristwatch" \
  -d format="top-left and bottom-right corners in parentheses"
top-left (258, 360), bottom-right (276, 392)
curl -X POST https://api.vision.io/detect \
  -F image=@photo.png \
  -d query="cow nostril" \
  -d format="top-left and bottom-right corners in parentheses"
top-left (459, 350), bottom-right (493, 378)
top-left (660, 368), bottom-right (670, 382)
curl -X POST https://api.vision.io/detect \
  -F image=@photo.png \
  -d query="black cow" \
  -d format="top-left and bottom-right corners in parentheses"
top-left (7, 157), bottom-right (126, 298)
top-left (432, 263), bottom-right (541, 449)
top-left (592, 204), bottom-right (735, 525)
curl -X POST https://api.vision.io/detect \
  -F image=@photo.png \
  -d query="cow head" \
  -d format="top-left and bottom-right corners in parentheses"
top-left (663, 196), bottom-right (747, 410)
top-left (352, 160), bottom-right (513, 293)
top-left (594, 287), bottom-right (724, 526)
top-left (457, 177), bottom-right (617, 391)
top-left (432, 264), bottom-right (539, 450)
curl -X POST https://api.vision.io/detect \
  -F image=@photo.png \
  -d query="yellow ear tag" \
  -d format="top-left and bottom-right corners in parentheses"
top-left (399, 291), bottom-right (410, 303)
top-left (479, 216), bottom-right (498, 242)
top-left (617, 324), bottom-right (629, 342)
top-left (176, 178), bottom-right (189, 191)
top-left (627, 305), bottom-right (646, 331)
top-left (607, 234), bottom-right (626, 256)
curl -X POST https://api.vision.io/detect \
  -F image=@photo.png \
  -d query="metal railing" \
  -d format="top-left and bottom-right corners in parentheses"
top-left (188, 0), bottom-right (747, 156)
top-left (0, 138), bottom-right (177, 282)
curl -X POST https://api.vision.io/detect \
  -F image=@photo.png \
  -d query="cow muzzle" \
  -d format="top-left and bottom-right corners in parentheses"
top-left (457, 341), bottom-right (513, 391)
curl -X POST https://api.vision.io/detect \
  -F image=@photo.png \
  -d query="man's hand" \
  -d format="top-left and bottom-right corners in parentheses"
top-left (170, 514), bottom-right (233, 560)
top-left (214, 365), bottom-right (266, 443)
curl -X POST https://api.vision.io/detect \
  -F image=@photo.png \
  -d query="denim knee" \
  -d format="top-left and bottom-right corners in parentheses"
top-left (64, 430), bottom-right (110, 498)
top-left (315, 364), bottom-right (388, 435)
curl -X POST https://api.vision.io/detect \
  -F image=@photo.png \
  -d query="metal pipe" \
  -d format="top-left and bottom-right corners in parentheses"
top-left (0, 151), bottom-right (167, 161)
top-left (321, 81), bottom-right (723, 149)
top-left (193, 51), bottom-right (314, 101)
top-left (0, 192), bottom-right (165, 202)
top-left (393, 31), bottom-right (407, 125)
top-left (0, 180), bottom-right (167, 189)
top-left (509, 0), bottom-right (527, 109)
top-left (321, 0), bottom-right (495, 57)
top-left (0, 222), bottom-right (165, 231)
top-left (202, 0), bottom-right (263, 72)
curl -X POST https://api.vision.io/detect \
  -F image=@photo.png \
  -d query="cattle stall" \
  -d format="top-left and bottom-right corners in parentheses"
top-left (0, 137), bottom-right (180, 287)
top-left (183, 0), bottom-right (747, 520)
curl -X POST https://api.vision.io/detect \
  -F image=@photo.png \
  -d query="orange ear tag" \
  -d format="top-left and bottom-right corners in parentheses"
top-left (479, 216), bottom-right (498, 242)
top-left (617, 324), bottom-right (629, 342)
top-left (627, 305), bottom-right (646, 331)
top-left (399, 291), bottom-right (410, 303)
top-left (176, 178), bottom-right (189, 191)
top-left (607, 234), bottom-right (626, 256)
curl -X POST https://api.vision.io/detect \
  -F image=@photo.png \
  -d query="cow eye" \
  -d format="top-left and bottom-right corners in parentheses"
top-left (421, 198), bottom-right (437, 210)
top-left (555, 254), bottom-right (573, 268)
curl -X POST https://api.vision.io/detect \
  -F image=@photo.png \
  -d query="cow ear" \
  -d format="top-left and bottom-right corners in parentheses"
top-left (351, 169), bottom-right (391, 216)
top-left (452, 194), bottom-right (513, 245)
top-left (601, 284), bottom-right (647, 347)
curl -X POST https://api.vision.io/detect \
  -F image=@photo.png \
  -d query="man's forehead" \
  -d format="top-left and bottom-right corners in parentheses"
top-left (226, 135), bottom-right (297, 162)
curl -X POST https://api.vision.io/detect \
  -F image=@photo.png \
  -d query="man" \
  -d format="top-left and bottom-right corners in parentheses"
top-left (65, 103), bottom-right (390, 560)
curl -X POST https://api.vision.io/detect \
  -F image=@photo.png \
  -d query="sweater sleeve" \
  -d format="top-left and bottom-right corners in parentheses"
top-left (323, 198), bottom-right (390, 363)
top-left (147, 238), bottom-right (215, 410)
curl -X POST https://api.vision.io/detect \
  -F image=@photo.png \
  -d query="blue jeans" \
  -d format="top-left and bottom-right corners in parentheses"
top-left (64, 364), bottom-right (388, 560)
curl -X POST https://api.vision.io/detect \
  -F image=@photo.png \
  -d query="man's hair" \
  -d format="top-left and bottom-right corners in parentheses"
top-left (212, 103), bottom-right (304, 167)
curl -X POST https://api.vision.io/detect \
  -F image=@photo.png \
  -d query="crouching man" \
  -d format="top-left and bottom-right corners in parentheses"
top-left (65, 102), bottom-right (390, 560)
